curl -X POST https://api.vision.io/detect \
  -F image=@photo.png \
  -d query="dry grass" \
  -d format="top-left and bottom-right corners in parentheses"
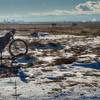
top-left (0, 23), bottom-right (100, 36)
top-left (51, 57), bottom-right (77, 65)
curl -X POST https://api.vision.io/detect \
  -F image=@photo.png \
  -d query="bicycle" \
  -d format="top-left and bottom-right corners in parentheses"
top-left (0, 29), bottom-right (28, 63)
top-left (9, 29), bottom-right (28, 57)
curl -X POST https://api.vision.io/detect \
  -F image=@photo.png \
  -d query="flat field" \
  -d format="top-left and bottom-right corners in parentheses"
top-left (0, 23), bottom-right (100, 100)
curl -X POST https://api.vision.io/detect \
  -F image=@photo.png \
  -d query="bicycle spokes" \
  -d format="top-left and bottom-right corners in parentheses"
top-left (9, 39), bottom-right (28, 57)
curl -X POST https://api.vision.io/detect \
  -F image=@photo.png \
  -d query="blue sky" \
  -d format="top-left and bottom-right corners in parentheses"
top-left (0, 0), bottom-right (100, 22)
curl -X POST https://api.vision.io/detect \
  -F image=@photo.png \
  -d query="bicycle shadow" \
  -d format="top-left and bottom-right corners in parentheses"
top-left (0, 55), bottom-right (38, 83)
top-left (0, 64), bottom-right (28, 83)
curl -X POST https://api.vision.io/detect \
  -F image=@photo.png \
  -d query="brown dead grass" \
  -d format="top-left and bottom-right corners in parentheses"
top-left (0, 23), bottom-right (100, 36)
top-left (51, 57), bottom-right (77, 65)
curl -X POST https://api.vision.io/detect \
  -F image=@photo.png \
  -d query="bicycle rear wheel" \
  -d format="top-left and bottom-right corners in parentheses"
top-left (9, 39), bottom-right (28, 57)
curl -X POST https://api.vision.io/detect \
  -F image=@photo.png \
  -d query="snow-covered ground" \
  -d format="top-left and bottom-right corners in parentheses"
top-left (0, 32), bottom-right (100, 100)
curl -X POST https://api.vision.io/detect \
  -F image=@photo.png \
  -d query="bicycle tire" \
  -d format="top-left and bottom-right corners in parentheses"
top-left (9, 39), bottom-right (28, 57)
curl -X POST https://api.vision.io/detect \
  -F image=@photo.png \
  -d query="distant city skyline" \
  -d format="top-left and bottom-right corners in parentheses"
top-left (0, 0), bottom-right (100, 22)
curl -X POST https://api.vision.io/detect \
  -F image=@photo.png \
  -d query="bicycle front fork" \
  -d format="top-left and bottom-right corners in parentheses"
top-left (0, 52), bottom-right (2, 64)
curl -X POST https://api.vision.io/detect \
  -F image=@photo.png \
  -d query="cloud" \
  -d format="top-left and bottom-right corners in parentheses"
top-left (0, 14), bottom-right (26, 19)
top-left (75, 1), bottom-right (100, 14)
top-left (30, 1), bottom-right (100, 16)
top-left (30, 10), bottom-right (72, 16)
top-left (91, 18), bottom-right (97, 22)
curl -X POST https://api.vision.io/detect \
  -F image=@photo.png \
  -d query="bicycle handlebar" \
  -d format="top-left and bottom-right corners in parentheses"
top-left (10, 29), bottom-right (16, 34)
top-left (8, 29), bottom-right (16, 39)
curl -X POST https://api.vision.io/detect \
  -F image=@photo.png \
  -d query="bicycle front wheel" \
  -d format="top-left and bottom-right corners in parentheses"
top-left (9, 39), bottom-right (28, 57)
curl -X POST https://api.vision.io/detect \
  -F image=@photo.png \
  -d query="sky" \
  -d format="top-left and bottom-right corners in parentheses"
top-left (0, 0), bottom-right (100, 22)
